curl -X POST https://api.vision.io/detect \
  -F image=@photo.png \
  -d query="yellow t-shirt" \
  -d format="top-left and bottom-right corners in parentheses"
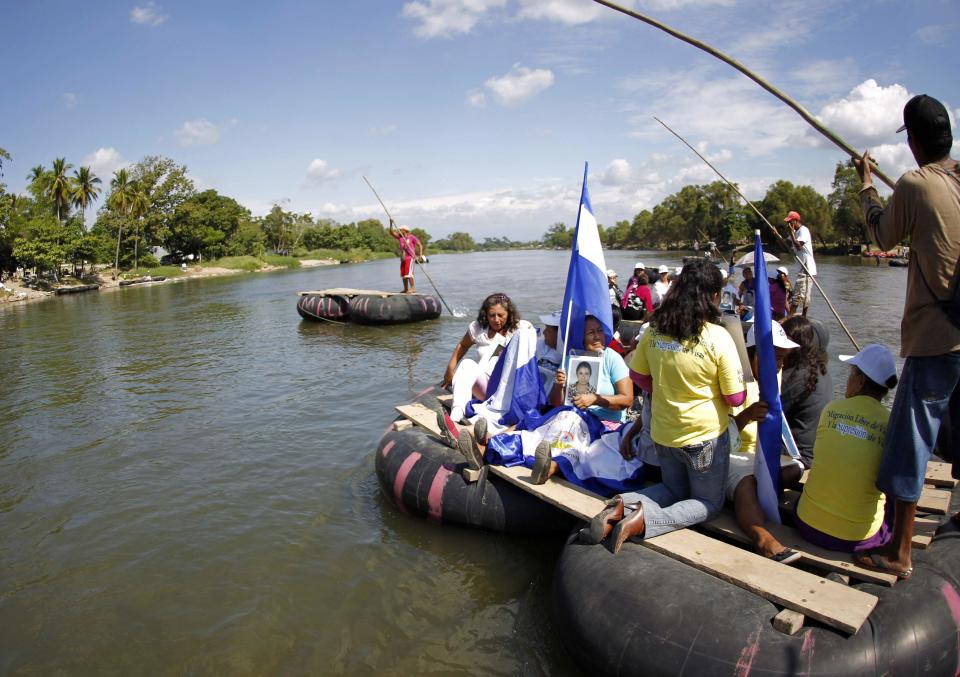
top-left (796, 396), bottom-right (889, 541)
top-left (631, 322), bottom-right (744, 447)
top-left (732, 381), bottom-right (761, 454)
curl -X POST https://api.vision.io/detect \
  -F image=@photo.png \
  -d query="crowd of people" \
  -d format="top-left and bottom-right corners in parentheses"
top-left (431, 93), bottom-right (958, 576)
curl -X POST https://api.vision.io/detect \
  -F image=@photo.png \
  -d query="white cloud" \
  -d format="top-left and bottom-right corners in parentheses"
top-left (305, 159), bottom-right (341, 184)
top-left (81, 147), bottom-right (128, 178)
top-left (484, 65), bottom-right (554, 106)
top-left (368, 124), bottom-right (397, 136)
top-left (174, 118), bottom-right (220, 146)
top-left (869, 143), bottom-right (916, 180)
top-left (515, 0), bottom-right (604, 25)
top-left (466, 89), bottom-right (486, 107)
top-left (402, 0), bottom-right (506, 38)
top-left (62, 92), bottom-right (78, 109)
top-left (790, 58), bottom-right (859, 97)
top-left (130, 2), bottom-right (167, 26)
top-left (913, 24), bottom-right (951, 45)
top-left (816, 79), bottom-right (911, 148)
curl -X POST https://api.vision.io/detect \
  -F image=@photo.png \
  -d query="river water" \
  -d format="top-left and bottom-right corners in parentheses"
top-left (0, 250), bottom-right (905, 674)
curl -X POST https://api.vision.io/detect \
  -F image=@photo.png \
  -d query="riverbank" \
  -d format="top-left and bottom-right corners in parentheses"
top-left (0, 257), bottom-right (339, 307)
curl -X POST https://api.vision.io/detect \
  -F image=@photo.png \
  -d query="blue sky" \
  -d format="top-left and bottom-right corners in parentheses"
top-left (2, 0), bottom-right (958, 239)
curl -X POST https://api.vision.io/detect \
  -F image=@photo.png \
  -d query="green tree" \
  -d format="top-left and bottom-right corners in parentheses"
top-left (70, 166), bottom-right (102, 229)
top-left (828, 161), bottom-right (869, 243)
top-left (128, 156), bottom-right (195, 251)
top-left (12, 214), bottom-right (67, 278)
top-left (130, 183), bottom-right (151, 269)
top-left (542, 222), bottom-right (572, 249)
top-left (166, 190), bottom-right (250, 259)
top-left (107, 168), bottom-right (135, 270)
top-left (757, 180), bottom-right (833, 245)
top-left (48, 157), bottom-right (74, 222)
top-left (410, 227), bottom-right (431, 250)
top-left (435, 231), bottom-right (476, 251)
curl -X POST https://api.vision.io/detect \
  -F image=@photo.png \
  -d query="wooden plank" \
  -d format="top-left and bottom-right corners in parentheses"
top-left (925, 461), bottom-right (957, 488)
top-left (462, 468), bottom-right (482, 483)
top-left (702, 512), bottom-right (896, 586)
top-left (643, 529), bottom-right (877, 634)
top-left (392, 419), bottom-right (413, 431)
top-left (298, 288), bottom-right (402, 297)
top-left (918, 485), bottom-right (950, 515)
top-left (436, 394), bottom-right (453, 406)
top-left (488, 465), bottom-right (606, 520)
top-left (772, 609), bottom-right (805, 635)
top-left (489, 465), bottom-right (876, 633)
top-left (395, 403), bottom-right (441, 435)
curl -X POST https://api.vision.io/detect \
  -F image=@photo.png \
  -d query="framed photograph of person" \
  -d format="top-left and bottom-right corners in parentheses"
top-left (565, 350), bottom-right (602, 405)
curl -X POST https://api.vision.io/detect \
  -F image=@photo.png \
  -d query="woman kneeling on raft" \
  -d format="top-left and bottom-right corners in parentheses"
top-left (455, 315), bottom-right (633, 473)
top-left (589, 260), bottom-right (747, 554)
top-left (441, 293), bottom-right (531, 423)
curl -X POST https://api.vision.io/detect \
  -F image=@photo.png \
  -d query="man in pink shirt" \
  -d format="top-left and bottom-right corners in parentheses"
top-left (389, 218), bottom-right (424, 294)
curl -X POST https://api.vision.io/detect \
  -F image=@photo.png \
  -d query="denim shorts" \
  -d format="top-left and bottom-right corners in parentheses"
top-left (877, 351), bottom-right (960, 502)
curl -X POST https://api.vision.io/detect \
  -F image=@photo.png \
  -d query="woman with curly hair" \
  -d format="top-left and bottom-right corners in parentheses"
top-left (780, 316), bottom-right (833, 468)
top-left (442, 292), bottom-right (531, 423)
top-left (590, 260), bottom-right (746, 552)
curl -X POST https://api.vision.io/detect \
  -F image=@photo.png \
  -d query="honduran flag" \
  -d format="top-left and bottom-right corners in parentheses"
top-left (559, 163), bottom-right (614, 361)
top-left (751, 229), bottom-right (783, 524)
top-left (466, 323), bottom-right (546, 436)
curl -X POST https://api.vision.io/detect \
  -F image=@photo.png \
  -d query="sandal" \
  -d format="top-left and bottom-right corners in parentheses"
top-left (770, 548), bottom-right (801, 565)
top-left (436, 410), bottom-right (460, 449)
top-left (457, 432), bottom-right (484, 471)
top-left (530, 440), bottom-right (552, 485)
top-left (473, 418), bottom-right (489, 446)
top-left (853, 551), bottom-right (913, 580)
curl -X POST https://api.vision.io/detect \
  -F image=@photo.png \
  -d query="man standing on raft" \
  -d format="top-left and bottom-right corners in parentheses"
top-left (389, 218), bottom-right (424, 294)
top-left (853, 93), bottom-right (960, 579)
top-left (785, 210), bottom-right (817, 317)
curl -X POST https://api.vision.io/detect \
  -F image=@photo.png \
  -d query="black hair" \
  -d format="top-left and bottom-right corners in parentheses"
top-left (610, 304), bottom-right (622, 332)
top-left (853, 365), bottom-right (895, 399)
top-left (650, 259), bottom-right (723, 343)
top-left (576, 361), bottom-right (593, 376)
top-left (781, 316), bottom-right (828, 399)
top-left (477, 292), bottom-right (520, 332)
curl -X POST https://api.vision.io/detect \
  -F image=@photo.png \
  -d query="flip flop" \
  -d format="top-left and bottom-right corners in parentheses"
top-left (853, 551), bottom-right (913, 580)
top-left (770, 548), bottom-right (801, 565)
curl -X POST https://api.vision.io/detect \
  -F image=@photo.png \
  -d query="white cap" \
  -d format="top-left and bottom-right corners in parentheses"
top-left (720, 269), bottom-right (729, 279)
top-left (607, 269), bottom-right (617, 277)
top-left (658, 265), bottom-right (669, 274)
top-left (539, 311), bottom-right (562, 327)
top-left (840, 344), bottom-right (897, 387)
top-left (746, 322), bottom-right (801, 349)
top-left (776, 266), bottom-right (789, 275)
top-left (634, 261), bottom-right (645, 270)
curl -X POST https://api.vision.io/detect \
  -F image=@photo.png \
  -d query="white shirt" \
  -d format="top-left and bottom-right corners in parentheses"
top-left (792, 224), bottom-right (817, 276)
top-left (652, 279), bottom-right (671, 306)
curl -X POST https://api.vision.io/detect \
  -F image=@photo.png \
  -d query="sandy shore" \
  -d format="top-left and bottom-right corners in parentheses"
top-left (0, 258), bottom-right (339, 307)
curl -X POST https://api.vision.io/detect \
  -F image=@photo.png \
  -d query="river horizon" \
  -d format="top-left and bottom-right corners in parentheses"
top-left (0, 249), bottom-right (909, 674)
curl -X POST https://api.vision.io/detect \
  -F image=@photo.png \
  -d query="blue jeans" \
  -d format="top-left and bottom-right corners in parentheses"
top-left (620, 430), bottom-right (730, 539)
top-left (877, 352), bottom-right (960, 502)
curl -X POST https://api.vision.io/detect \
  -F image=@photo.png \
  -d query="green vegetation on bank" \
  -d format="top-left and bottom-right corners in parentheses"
top-left (0, 145), bottom-right (880, 281)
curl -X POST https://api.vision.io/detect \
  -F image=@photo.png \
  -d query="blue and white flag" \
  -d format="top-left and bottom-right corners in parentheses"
top-left (559, 163), bottom-right (614, 357)
top-left (466, 323), bottom-right (546, 434)
top-left (751, 230), bottom-right (783, 524)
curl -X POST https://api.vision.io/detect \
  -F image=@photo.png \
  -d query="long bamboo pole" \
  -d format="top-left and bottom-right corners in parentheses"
top-left (591, 0), bottom-right (896, 190)
top-left (655, 117), bottom-right (861, 351)
top-left (362, 176), bottom-right (455, 317)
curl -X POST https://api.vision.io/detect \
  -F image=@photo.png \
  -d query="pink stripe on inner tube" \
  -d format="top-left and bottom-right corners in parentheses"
top-left (392, 451), bottom-right (422, 512)
top-left (426, 465), bottom-right (453, 522)
top-left (380, 439), bottom-right (396, 457)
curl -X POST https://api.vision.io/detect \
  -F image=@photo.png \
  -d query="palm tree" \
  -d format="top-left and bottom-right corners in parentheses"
top-left (129, 183), bottom-right (151, 270)
top-left (70, 166), bottom-right (102, 230)
top-left (27, 164), bottom-right (46, 184)
top-left (108, 168), bottom-right (135, 271)
top-left (48, 157), bottom-right (74, 222)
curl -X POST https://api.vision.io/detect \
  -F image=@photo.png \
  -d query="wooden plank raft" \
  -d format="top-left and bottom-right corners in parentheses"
top-left (926, 461), bottom-right (957, 488)
top-left (489, 464), bottom-right (877, 634)
top-left (298, 288), bottom-right (404, 297)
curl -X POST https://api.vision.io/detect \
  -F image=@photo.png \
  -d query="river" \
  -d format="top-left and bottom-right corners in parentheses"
top-left (0, 250), bottom-right (906, 674)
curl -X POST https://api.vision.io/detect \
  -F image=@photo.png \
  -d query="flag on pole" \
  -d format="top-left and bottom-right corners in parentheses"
top-left (751, 229), bottom-right (783, 523)
top-left (559, 163), bottom-right (613, 357)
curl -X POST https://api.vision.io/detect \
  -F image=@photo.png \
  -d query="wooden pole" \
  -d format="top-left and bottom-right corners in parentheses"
top-left (655, 117), bottom-right (862, 351)
top-left (362, 176), bottom-right (455, 317)
top-left (591, 0), bottom-right (896, 190)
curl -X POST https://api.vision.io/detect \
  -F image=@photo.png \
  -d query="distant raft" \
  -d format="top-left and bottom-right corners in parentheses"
top-left (297, 288), bottom-right (441, 324)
